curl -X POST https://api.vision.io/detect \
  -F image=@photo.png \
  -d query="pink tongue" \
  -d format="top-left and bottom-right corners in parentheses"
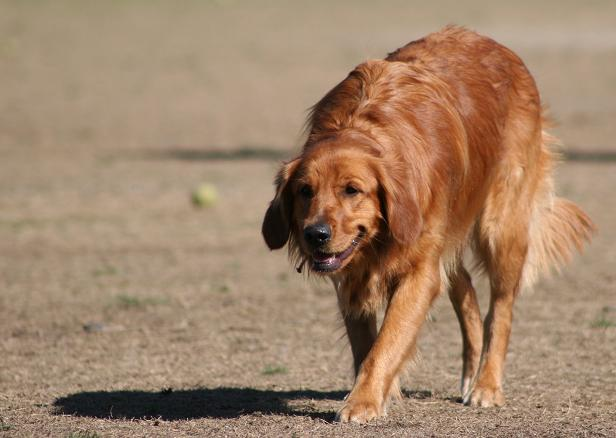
top-left (314, 252), bottom-right (336, 263)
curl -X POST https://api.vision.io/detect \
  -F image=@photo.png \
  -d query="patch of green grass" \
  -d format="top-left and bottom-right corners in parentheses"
top-left (591, 317), bottom-right (616, 328)
top-left (114, 294), bottom-right (170, 309)
top-left (66, 432), bottom-right (100, 438)
top-left (591, 306), bottom-right (616, 328)
top-left (116, 294), bottom-right (141, 308)
top-left (0, 420), bottom-right (13, 431)
top-left (208, 281), bottom-right (231, 294)
top-left (0, 218), bottom-right (43, 231)
top-left (217, 283), bottom-right (230, 293)
top-left (262, 365), bottom-right (288, 375)
top-left (92, 265), bottom-right (118, 277)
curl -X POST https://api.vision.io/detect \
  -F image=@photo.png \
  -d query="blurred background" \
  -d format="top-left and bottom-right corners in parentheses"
top-left (3, 1), bottom-right (616, 154)
top-left (1, 1), bottom-right (614, 436)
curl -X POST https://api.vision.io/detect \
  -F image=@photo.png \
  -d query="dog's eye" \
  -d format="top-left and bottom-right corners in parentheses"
top-left (299, 184), bottom-right (314, 198)
top-left (345, 185), bottom-right (360, 196)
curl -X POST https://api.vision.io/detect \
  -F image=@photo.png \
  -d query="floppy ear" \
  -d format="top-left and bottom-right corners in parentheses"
top-left (376, 162), bottom-right (423, 245)
top-left (262, 158), bottom-right (301, 250)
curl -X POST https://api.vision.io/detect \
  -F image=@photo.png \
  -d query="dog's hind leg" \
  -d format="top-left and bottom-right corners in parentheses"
top-left (448, 265), bottom-right (483, 399)
top-left (465, 138), bottom-right (537, 407)
top-left (466, 225), bottom-right (528, 408)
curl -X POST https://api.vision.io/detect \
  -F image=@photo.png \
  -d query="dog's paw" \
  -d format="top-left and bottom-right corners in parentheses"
top-left (336, 397), bottom-right (384, 424)
top-left (464, 384), bottom-right (505, 407)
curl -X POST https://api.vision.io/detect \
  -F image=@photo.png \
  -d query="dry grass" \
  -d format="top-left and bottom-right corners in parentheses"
top-left (1, 1), bottom-right (615, 436)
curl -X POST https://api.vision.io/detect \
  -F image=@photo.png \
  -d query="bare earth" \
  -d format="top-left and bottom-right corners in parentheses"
top-left (1, 1), bottom-right (615, 437)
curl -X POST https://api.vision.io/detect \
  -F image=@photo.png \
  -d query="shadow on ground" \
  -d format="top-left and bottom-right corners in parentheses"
top-left (147, 146), bottom-right (291, 162)
top-left (141, 146), bottom-right (616, 163)
top-left (53, 387), bottom-right (344, 421)
top-left (53, 387), bottom-right (435, 422)
top-left (563, 149), bottom-right (616, 163)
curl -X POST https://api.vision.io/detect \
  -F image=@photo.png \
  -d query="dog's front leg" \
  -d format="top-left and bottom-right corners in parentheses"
top-left (343, 312), bottom-right (378, 376)
top-left (337, 259), bottom-right (441, 423)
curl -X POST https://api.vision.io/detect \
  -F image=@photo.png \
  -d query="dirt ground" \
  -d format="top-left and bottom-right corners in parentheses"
top-left (1, 1), bottom-right (615, 437)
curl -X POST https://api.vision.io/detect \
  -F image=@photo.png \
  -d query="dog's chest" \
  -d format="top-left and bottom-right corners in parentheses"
top-left (335, 269), bottom-right (389, 316)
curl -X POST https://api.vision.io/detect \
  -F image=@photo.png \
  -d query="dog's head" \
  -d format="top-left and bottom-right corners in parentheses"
top-left (262, 135), bottom-right (422, 274)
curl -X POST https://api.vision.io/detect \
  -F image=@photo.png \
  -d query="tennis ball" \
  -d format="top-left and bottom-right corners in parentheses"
top-left (192, 183), bottom-right (218, 208)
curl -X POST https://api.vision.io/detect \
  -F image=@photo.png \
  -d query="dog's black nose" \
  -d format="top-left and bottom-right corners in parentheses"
top-left (304, 223), bottom-right (331, 247)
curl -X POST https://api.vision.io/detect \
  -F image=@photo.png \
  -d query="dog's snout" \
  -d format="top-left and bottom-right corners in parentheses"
top-left (304, 223), bottom-right (331, 247)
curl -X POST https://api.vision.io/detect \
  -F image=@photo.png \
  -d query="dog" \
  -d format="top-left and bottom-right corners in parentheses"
top-left (261, 26), bottom-right (594, 423)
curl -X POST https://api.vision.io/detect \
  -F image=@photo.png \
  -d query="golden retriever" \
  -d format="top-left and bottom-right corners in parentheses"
top-left (261, 26), bottom-right (594, 423)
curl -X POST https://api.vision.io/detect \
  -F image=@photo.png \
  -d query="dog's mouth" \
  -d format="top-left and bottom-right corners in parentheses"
top-left (311, 233), bottom-right (364, 273)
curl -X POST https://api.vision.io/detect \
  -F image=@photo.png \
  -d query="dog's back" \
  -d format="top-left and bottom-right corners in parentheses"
top-left (308, 27), bottom-right (593, 281)
top-left (376, 26), bottom-right (593, 285)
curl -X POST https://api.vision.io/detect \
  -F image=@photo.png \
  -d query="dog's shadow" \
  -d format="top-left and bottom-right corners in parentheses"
top-left (53, 387), bottom-right (344, 422)
top-left (53, 387), bottom-right (436, 422)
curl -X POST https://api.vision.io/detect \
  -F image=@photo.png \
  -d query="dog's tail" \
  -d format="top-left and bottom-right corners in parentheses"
top-left (522, 130), bottom-right (596, 290)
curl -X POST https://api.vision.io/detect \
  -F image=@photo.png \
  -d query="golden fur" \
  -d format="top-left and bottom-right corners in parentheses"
top-left (262, 26), bottom-right (594, 423)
